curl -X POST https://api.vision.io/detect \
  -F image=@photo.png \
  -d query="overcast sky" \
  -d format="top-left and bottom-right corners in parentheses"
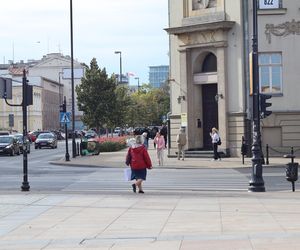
top-left (0, 0), bottom-right (169, 84)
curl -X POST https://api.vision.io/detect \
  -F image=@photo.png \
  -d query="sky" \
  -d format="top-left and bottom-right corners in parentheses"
top-left (0, 0), bottom-right (169, 84)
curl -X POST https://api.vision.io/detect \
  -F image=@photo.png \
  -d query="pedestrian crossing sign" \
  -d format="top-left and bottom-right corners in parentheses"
top-left (60, 112), bottom-right (71, 123)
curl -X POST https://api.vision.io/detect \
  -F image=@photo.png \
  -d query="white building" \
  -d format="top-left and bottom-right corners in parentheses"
top-left (166, 0), bottom-right (300, 156)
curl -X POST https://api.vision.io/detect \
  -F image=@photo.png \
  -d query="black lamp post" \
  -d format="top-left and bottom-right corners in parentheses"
top-left (248, 0), bottom-right (265, 192)
top-left (21, 70), bottom-right (30, 191)
top-left (114, 51), bottom-right (122, 84)
top-left (70, 0), bottom-right (76, 158)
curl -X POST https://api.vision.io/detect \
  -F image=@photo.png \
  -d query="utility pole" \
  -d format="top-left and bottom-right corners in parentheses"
top-left (248, 0), bottom-right (265, 192)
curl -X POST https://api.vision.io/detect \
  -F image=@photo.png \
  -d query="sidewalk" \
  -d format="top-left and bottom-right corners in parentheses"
top-left (1, 146), bottom-right (298, 249)
top-left (1, 191), bottom-right (300, 249)
top-left (51, 144), bottom-right (288, 169)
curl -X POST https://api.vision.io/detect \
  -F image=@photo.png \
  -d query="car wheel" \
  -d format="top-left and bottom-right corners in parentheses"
top-left (35, 146), bottom-right (38, 149)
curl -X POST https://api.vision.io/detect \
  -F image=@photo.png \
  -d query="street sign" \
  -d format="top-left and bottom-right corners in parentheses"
top-left (60, 112), bottom-right (71, 123)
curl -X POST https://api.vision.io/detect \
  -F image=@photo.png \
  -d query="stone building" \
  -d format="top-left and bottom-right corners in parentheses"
top-left (166, 0), bottom-right (300, 156)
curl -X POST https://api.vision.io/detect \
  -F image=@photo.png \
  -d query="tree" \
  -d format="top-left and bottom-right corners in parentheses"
top-left (76, 58), bottom-right (116, 132)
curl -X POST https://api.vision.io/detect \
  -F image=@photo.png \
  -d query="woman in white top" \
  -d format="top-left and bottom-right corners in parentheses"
top-left (210, 127), bottom-right (221, 161)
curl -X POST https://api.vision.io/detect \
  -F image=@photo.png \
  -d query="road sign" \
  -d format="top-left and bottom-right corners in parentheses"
top-left (60, 112), bottom-right (71, 123)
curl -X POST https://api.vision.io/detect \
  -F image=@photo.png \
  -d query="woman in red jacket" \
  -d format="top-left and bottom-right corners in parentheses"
top-left (126, 135), bottom-right (152, 193)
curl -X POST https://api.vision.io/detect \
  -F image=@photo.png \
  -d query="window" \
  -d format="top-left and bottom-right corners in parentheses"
top-left (259, 53), bottom-right (282, 94)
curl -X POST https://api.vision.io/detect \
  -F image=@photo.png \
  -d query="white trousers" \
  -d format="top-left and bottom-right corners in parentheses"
top-left (157, 149), bottom-right (164, 166)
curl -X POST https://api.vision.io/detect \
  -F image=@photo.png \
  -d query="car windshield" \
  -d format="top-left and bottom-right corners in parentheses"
top-left (38, 133), bottom-right (53, 139)
top-left (14, 135), bottom-right (23, 139)
top-left (0, 136), bottom-right (13, 143)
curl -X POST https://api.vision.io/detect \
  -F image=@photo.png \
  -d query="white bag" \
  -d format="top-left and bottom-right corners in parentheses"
top-left (124, 168), bottom-right (132, 181)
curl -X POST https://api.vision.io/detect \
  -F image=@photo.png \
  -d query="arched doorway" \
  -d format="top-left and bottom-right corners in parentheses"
top-left (199, 52), bottom-right (218, 149)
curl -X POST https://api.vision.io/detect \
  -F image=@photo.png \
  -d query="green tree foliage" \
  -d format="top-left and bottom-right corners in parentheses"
top-left (76, 58), bottom-right (116, 131)
top-left (76, 59), bottom-right (170, 130)
top-left (127, 83), bottom-right (170, 127)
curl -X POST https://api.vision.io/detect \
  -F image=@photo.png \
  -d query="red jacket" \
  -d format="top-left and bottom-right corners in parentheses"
top-left (126, 145), bottom-right (152, 170)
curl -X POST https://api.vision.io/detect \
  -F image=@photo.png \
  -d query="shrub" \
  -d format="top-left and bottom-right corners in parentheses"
top-left (96, 136), bottom-right (127, 152)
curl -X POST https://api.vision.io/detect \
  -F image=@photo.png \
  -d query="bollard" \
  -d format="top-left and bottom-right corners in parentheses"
top-left (76, 142), bottom-right (80, 156)
top-left (284, 147), bottom-right (298, 192)
top-left (241, 136), bottom-right (248, 165)
top-left (266, 144), bottom-right (269, 165)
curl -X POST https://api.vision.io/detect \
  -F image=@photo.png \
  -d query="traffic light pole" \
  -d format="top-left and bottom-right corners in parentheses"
top-left (249, 0), bottom-right (265, 192)
top-left (21, 69), bottom-right (30, 191)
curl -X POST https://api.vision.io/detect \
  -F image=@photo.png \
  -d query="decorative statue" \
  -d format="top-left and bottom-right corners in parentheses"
top-left (192, 0), bottom-right (216, 10)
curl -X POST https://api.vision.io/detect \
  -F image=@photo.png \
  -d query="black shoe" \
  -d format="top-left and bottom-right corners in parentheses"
top-left (132, 184), bottom-right (136, 193)
top-left (138, 190), bottom-right (144, 193)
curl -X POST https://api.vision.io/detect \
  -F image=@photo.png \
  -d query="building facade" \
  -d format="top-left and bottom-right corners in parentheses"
top-left (0, 74), bottom-right (62, 132)
top-left (166, 0), bottom-right (300, 156)
top-left (149, 65), bottom-right (169, 88)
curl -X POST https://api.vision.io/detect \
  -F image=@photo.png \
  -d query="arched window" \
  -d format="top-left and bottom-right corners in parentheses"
top-left (202, 53), bottom-right (217, 72)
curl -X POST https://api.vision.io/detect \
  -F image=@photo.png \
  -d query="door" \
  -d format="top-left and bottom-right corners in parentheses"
top-left (202, 84), bottom-right (218, 149)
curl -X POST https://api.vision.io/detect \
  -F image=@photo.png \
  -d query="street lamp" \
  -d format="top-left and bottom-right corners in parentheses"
top-left (114, 51), bottom-right (122, 84)
top-left (248, 0), bottom-right (265, 192)
top-left (134, 77), bottom-right (140, 92)
top-left (70, 0), bottom-right (76, 158)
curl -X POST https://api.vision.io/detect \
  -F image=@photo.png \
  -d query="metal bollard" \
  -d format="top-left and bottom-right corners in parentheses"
top-left (266, 144), bottom-right (269, 165)
top-left (284, 147), bottom-right (298, 192)
top-left (76, 142), bottom-right (80, 156)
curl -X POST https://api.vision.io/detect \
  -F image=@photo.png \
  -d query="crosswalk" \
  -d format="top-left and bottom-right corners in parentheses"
top-left (62, 168), bottom-right (250, 193)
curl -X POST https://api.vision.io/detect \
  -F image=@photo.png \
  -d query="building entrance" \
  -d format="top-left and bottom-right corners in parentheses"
top-left (202, 84), bottom-right (218, 149)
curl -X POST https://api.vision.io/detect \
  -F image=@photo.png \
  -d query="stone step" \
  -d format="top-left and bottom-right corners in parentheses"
top-left (168, 150), bottom-right (226, 158)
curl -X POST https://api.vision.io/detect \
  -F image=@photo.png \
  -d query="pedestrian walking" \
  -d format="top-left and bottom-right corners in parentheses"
top-left (125, 135), bottom-right (152, 193)
top-left (176, 127), bottom-right (187, 160)
top-left (210, 127), bottom-right (221, 161)
top-left (154, 131), bottom-right (165, 166)
top-left (142, 132), bottom-right (149, 149)
top-left (160, 123), bottom-right (168, 148)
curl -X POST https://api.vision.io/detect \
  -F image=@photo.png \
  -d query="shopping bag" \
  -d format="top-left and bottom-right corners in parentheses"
top-left (124, 168), bottom-right (132, 181)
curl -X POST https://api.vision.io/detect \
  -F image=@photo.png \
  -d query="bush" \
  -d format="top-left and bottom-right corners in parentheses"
top-left (99, 141), bottom-right (127, 152)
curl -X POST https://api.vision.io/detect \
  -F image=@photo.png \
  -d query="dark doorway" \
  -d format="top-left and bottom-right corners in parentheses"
top-left (202, 84), bottom-right (218, 149)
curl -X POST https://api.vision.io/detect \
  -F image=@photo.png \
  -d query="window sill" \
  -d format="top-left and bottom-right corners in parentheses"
top-left (258, 8), bottom-right (287, 15)
top-left (266, 93), bottom-right (283, 97)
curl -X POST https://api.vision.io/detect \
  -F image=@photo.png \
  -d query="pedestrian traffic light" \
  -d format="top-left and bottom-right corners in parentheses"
top-left (260, 93), bottom-right (272, 118)
top-left (60, 102), bottom-right (66, 112)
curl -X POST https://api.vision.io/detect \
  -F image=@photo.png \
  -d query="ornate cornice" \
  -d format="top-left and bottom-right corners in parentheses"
top-left (265, 19), bottom-right (300, 43)
top-left (165, 21), bottom-right (235, 35)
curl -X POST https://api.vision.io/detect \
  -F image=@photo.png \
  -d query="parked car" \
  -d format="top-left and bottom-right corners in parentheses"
top-left (83, 130), bottom-right (98, 139)
top-left (35, 133), bottom-right (58, 149)
top-left (0, 131), bottom-right (10, 136)
top-left (0, 135), bottom-right (21, 156)
top-left (13, 134), bottom-right (30, 154)
top-left (28, 130), bottom-right (51, 142)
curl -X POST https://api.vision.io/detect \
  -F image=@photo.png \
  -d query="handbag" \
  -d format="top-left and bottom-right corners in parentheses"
top-left (124, 168), bottom-right (132, 181)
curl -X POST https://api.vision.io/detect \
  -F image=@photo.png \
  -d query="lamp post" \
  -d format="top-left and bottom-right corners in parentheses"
top-left (248, 0), bottom-right (265, 192)
top-left (114, 51), bottom-right (122, 84)
top-left (70, 0), bottom-right (76, 158)
top-left (135, 77), bottom-right (140, 93)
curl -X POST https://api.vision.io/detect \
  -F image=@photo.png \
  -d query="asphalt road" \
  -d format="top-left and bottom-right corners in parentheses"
top-left (0, 141), bottom-right (294, 193)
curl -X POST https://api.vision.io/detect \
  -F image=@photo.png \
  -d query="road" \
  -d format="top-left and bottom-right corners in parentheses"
top-left (0, 141), bottom-right (294, 193)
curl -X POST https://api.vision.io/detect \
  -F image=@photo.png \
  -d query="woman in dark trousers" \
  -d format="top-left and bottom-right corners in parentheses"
top-left (126, 135), bottom-right (152, 193)
top-left (210, 127), bottom-right (221, 161)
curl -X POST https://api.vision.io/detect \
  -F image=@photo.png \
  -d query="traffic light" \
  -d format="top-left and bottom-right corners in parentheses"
top-left (260, 93), bottom-right (272, 118)
top-left (60, 102), bottom-right (66, 113)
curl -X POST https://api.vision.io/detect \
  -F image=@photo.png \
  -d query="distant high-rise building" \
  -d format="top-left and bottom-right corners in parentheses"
top-left (149, 65), bottom-right (169, 88)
